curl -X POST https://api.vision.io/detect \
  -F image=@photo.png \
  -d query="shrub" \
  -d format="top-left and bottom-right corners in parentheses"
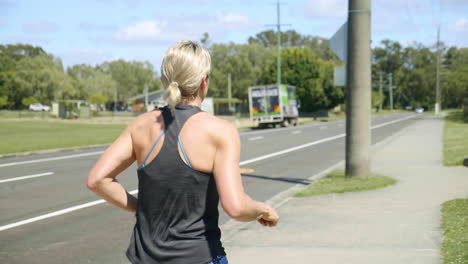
top-left (21, 96), bottom-right (39, 108)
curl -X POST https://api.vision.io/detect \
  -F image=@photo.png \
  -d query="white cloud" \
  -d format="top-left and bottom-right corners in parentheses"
top-left (305, 0), bottom-right (347, 18)
top-left (215, 11), bottom-right (252, 27)
top-left (114, 21), bottom-right (167, 42)
top-left (109, 11), bottom-right (256, 45)
top-left (22, 20), bottom-right (60, 34)
top-left (450, 17), bottom-right (468, 32)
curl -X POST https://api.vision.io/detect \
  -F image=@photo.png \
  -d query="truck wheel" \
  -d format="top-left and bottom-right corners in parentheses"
top-left (281, 119), bottom-right (289, 127)
top-left (291, 118), bottom-right (298, 126)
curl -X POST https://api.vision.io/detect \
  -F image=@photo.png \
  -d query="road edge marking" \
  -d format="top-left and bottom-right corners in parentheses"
top-left (0, 172), bottom-right (54, 184)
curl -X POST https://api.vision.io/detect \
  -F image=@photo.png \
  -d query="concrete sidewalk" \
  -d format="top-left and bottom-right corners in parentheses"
top-left (223, 116), bottom-right (468, 264)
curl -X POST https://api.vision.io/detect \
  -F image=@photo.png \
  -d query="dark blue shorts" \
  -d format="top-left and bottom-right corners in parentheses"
top-left (207, 255), bottom-right (228, 264)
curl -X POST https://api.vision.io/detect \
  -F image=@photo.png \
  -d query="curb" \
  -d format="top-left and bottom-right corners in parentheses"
top-left (0, 144), bottom-right (110, 159)
top-left (220, 115), bottom-right (422, 241)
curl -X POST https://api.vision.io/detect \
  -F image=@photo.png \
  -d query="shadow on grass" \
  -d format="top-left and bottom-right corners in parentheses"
top-left (241, 173), bottom-right (311, 185)
top-left (446, 110), bottom-right (466, 123)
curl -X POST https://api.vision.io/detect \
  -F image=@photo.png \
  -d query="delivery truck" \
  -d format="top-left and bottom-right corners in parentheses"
top-left (248, 84), bottom-right (299, 128)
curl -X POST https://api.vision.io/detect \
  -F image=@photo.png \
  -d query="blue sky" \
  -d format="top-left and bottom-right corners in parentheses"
top-left (1, 0), bottom-right (467, 70)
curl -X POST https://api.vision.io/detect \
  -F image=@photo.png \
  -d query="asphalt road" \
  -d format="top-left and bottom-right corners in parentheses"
top-left (0, 113), bottom-right (423, 263)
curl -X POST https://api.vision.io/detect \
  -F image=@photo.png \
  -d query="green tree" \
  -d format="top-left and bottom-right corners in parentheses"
top-left (99, 60), bottom-right (160, 104)
top-left (0, 96), bottom-right (9, 108)
top-left (261, 47), bottom-right (343, 112)
top-left (6, 54), bottom-right (73, 107)
top-left (21, 96), bottom-right (39, 108)
top-left (0, 44), bottom-right (48, 108)
top-left (371, 90), bottom-right (385, 110)
top-left (248, 30), bottom-right (337, 61)
top-left (89, 93), bottom-right (108, 111)
top-left (67, 64), bottom-right (117, 101)
top-left (209, 42), bottom-right (273, 101)
top-left (442, 47), bottom-right (468, 108)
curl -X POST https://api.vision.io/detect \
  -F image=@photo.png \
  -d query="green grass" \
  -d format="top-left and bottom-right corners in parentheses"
top-left (0, 120), bottom-right (127, 154)
top-left (440, 198), bottom-right (468, 264)
top-left (444, 110), bottom-right (468, 166)
top-left (0, 110), bottom-right (52, 119)
top-left (294, 169), bottom-right (397, 197)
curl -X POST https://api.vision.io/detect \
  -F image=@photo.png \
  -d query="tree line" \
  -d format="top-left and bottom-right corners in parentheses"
top-left (0, 30), bottom-right (466, 112)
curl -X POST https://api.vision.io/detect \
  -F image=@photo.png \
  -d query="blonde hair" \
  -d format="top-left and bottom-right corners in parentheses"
top-left (161, 40), bottom-right (211, 107)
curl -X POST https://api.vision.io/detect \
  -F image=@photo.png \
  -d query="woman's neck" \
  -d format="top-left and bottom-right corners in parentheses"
top-left (181, 96), bottom-right (202, 108)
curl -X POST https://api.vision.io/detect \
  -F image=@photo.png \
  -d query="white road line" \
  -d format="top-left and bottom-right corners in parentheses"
top-left (372, 114), bottom-right (415, 129)
top-left (0, 172), bottom-right (54, 184)
top-left (0, 114), bottom-right (418, 232)
top-left (319, 126), bottom-right (327, 129)
top-left (248, 136), bottom-right (264, 141)
top-left (338, 124), bottom-right (343, 127)
top-left (291, 130), bottom-right (302, 134)
top-left (0, 151), bottom-right (104, 168)
top-left (0, 189), bottom-right (139, 232)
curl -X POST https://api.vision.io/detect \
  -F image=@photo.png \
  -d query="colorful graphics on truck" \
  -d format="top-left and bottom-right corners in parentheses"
top-left (249, 84), bottom-right (299, 125)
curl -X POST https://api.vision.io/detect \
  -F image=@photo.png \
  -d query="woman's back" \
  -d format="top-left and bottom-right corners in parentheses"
top-left (87, 40), bottom-right (278, 264)
top-left (126, 105), bottom-right (227, 264)
top-left (131, 106), bottom-right (228, 174)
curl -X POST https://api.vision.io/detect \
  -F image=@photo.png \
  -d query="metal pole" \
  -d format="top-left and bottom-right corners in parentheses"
top-left (435, 25), bottom-right (441, 115)
top-left (388, 73), bottom-right (393, 111)
top-left (345, 0), bottom-right (371, 177)
top-left (379, 71), bottom-right (383, 112)
top-left (276, 1), bottom-right (281, 87)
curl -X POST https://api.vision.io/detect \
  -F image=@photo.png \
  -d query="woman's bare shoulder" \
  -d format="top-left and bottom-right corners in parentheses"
top-left (193, 112), bottom-right (239, 139)
top-left (127, 110), bottom-right (164, 132)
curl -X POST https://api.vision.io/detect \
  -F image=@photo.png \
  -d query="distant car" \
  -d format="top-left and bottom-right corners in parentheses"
top-left (415, 107), bottom-right (424, 113)
top-left (29, 103), bottom-right (51, 112)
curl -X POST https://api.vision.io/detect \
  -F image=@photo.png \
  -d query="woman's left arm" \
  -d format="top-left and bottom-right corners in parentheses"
top-left (87, 126), bottom-right (137, 213)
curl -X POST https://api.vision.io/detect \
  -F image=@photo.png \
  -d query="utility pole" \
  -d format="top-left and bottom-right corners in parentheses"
top-left (276, 1), bottom-right (281, 86)
top-left (345, 0), bottom-right (371, 177)
top-left (388, 73), bottom-right (393, 111)
top-left (227, 73), bottom-right (234, 113)
top-left (113, 88), bottom-right (117, 119)
top-left (435, 25), bottom-right (441, 115)
top-left (266, 1), bottom-right (290, 87)
top-left (379, 71), bottom-right (383, 112)
top-left (144, 84), bottom-right (149, 112)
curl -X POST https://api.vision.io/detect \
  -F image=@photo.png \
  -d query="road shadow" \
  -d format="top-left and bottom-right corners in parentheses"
top-left (241, 173), bottom-right (311, 185)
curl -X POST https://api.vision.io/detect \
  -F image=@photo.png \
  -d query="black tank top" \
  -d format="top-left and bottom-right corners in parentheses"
top-left (126, 104), bottom-right (226, 264)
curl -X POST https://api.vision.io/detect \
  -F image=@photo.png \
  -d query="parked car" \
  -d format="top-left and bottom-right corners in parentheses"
top-left (29, 103), bottom-right (51, 112)
top-left (415, 107), bottom-right (424, 113)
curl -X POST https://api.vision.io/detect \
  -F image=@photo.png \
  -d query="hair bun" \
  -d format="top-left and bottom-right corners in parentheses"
top-left (170, 81), bottom-right (179, 88)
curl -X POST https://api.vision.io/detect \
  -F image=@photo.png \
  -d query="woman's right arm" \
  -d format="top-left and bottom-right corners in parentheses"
top-left (212, 122), bottom-right (279, 227)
